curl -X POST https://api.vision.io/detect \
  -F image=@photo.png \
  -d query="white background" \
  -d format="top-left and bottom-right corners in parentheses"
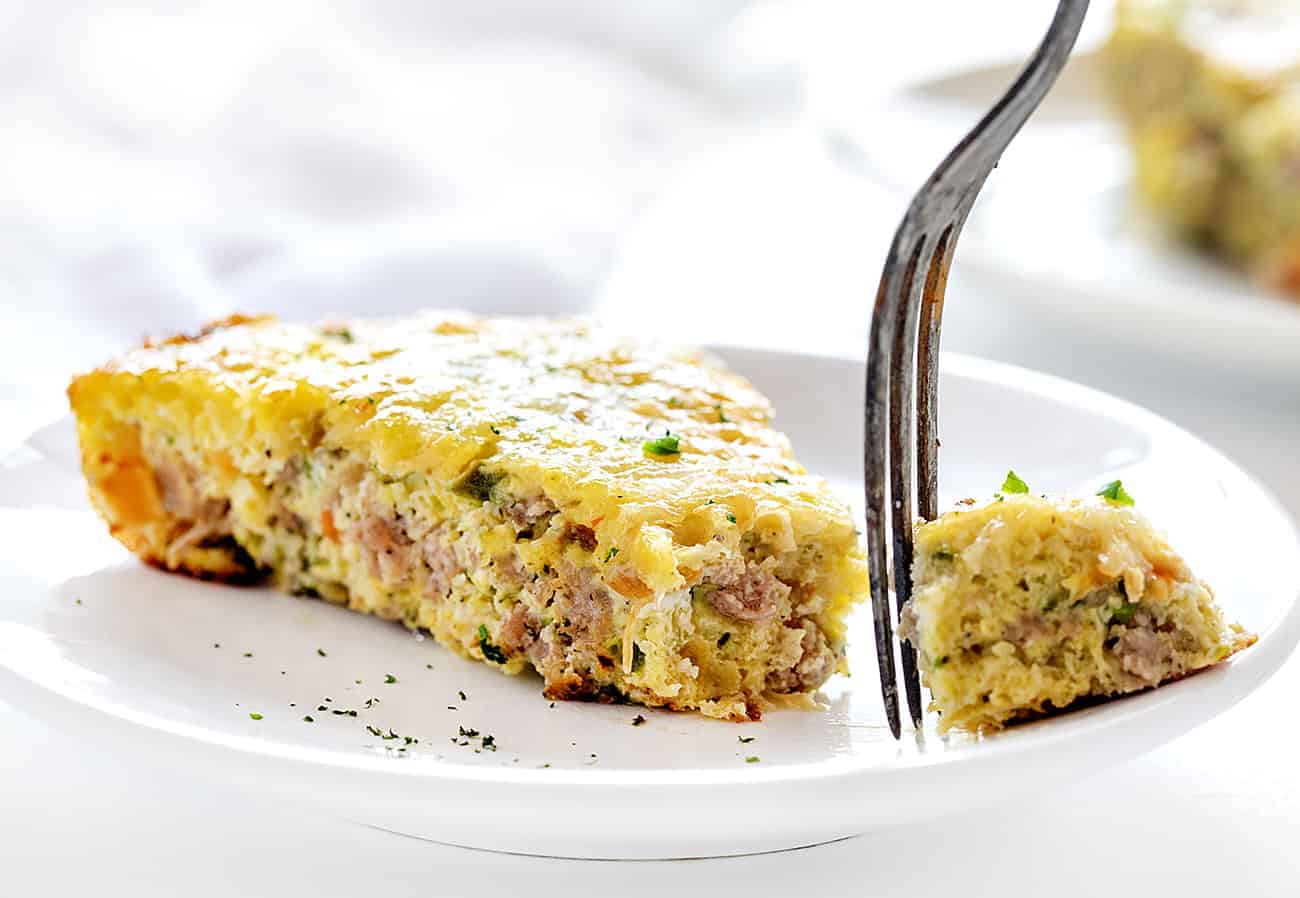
top-left (3, 1), bottom-right (1299, 892)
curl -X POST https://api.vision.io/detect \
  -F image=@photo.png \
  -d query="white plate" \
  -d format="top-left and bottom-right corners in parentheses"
top-left (2, 348), bottom-right (1297, 859)
top-left (825, 52), bottom-right (1300, 379)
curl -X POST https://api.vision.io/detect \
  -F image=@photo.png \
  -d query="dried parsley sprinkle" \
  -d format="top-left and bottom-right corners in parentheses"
top-left (459, 690), bottom-right (468, 702)
top-left (303, 716), bottom-right (314, 723)
top-left (642, 432), bottom-right (681, 457)
top-left (74, 598), bottom-right (82, 605)
top-left (745, 756), bottom-right (760, 764)
top-left (317, 648), bottom-right (328, 657)
top-left (384, 674), bottom-right (397, 684)
top-left (242, 652), bottom-right (253, 658)
top-left (1097, 479), bottom-right (1135, 506)
top-left (249, 713), bottom-right (263, 721)
top-left (1001, 470), bottom-right (1030, 494)
top-left (738, 736), bottom-right (756, 744)
top-left (604, 546), bottom-right (619, 563)
top-left (631, 715), bottom-right (646, 727)
top-left (725, 512), bottom-right (737, 523)
top-left (714, 404), bottom-right (728, 423)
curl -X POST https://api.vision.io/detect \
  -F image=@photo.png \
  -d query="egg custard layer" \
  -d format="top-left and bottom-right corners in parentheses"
top-left (901, 494), bottom-right (1256, 734)
top-left (68, 313), bottom-right (867, 720)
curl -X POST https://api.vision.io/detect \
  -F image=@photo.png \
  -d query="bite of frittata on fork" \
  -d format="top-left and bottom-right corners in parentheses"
top-left (67, 312), bottom-right (868, 720)
top-left (901, 481), bottom-right (1256, 734)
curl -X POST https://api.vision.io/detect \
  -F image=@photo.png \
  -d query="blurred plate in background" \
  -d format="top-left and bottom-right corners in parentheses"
top-left (823, 52), bottom-right (1300, 380)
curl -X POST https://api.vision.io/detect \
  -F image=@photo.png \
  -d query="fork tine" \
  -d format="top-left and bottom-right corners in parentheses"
top-left (890, 225), bottom-right (954, 728)
top-left (915, 242), bottom-right (949, 525)
top-left (916, 205), bottom-right (969, 524)
top-left (865, 229), bottom-right (926, 740)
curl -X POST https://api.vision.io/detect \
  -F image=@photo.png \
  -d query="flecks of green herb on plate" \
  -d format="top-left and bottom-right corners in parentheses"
top-left (384, 673), bottom-right (397, 684)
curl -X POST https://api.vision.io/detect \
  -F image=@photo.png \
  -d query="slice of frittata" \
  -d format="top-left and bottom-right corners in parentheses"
top-left (900, 488), bottom-right (1255, 734)
top-left (68, 312), bottom-right (867, 720)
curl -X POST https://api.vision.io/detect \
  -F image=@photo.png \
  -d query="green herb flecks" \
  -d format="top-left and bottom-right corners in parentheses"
top-left (1110, 602), bottom-right (1140, 625)
top-left (745, 756), bottom-right (760, 763)
top-left (1097, 479), bottom-right (1135, 506)
top-left (632, 715), bottom-right (647, 727)
top-left (384, 674), bottom-right (397, 684)
top-left (604, 546), bottom-right (618, 563)
top-left (248, 712), bottom-right (263, 721)
top-left (714, 404), bottom-right (728, 423)
top-left (477, 625), bottom-right (508, 664)
top-left (738, 736), bottom-right (756, 744)
top-left (317, 648), bottom-right (328, 657)
top-left (725, 512), bottom-right (737, 523)
top-left (1001, 470), bottom-right (1030, 494)
top-left (642, 432), bottom-right (681, 458)
top-left (455, 466), bottom-right (503, 503)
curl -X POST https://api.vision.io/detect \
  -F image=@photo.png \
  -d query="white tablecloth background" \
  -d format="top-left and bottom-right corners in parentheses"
top-left (3, 1), bottom-right (1298, 892)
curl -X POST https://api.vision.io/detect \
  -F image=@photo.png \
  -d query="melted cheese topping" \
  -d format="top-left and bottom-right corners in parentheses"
top-left (70, 313), bottom-right (863, 598)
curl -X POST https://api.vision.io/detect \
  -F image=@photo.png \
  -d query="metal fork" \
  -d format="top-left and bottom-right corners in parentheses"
top-left (865, 0), bottom-right (1089, 739)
